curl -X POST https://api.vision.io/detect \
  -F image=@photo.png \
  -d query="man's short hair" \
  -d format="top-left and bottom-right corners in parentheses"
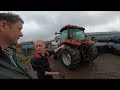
top-left (0, 12), bottom-right (24, 24)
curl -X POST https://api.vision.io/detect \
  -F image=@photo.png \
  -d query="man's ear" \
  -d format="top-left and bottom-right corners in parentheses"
top-left (0, 21), bottom-right (8, 32)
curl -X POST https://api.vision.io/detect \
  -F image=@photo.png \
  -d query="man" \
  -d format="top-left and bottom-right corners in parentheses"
top-left (0, 12), bottom-right (32, 79)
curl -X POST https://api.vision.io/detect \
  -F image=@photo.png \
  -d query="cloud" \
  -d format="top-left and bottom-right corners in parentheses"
top-left (1, 11), bottom-right (120, 42)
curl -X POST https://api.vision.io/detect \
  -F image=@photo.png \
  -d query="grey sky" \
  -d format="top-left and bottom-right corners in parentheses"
top-left (1, 11), bottom-right (120, 42)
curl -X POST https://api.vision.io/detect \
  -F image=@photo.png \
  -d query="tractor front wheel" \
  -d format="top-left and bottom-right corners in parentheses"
top-left (61, 46), bottom-right (81, 70)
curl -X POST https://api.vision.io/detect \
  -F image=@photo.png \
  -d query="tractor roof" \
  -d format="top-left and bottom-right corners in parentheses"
top-left (60, 25), bottom-right (85, 32)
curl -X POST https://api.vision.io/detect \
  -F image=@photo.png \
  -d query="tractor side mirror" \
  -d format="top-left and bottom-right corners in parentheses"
top-left (55, 32), bottom-right (57, 35)
top-left (55, 32), bottom-right (62, 35)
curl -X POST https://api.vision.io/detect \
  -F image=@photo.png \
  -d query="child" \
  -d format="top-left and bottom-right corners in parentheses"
top-left (31, 40), bottom-right (65, 79)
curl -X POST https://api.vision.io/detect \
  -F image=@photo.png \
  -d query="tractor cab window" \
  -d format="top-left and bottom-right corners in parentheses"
top-left (59, 29), bottom-right (86, 42)
top-left (70, 29), bottom-right (86, 41)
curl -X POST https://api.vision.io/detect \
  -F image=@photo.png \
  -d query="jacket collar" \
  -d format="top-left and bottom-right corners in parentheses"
top-left (35, 51), bottom-right (49, 59)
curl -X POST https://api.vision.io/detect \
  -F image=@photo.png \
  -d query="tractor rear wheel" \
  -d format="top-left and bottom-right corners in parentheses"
top-left (87, 44), bottom-right (98, 62)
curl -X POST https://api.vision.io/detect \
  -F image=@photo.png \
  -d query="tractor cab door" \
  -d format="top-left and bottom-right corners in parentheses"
top-left (59, 30), bottom-right (68, 42)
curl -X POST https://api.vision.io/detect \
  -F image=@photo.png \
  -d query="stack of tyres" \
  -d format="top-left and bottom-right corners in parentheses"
top-left (93, 34), bottom-right (120, 56)
top-left (94, 42), bottom-right (108, 54)
top-left (111, 35), bottom-right (120, 55)
top-left (106, 42), bottom-right (115, 53)
top-left (95, 35), bottom-right (113, 42)
top-left (111, 35), bottom-right (120, 43)
top-left (113, 44), bottom-right (120, 56)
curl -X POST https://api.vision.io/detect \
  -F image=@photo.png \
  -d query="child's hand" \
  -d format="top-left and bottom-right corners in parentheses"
top-left (59, 44), bottom-right (65, 49)
top-left (54, 72), bottom-right (59, 75)
top-left (54, 44), bottom-right (65, 53)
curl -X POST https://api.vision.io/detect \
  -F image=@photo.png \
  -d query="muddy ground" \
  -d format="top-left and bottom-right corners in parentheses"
top-left (24, 53), bottom-right (120, 79)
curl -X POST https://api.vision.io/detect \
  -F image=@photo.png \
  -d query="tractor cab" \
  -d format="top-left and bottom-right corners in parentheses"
top-left (56, 25), bottom-right (87, 42)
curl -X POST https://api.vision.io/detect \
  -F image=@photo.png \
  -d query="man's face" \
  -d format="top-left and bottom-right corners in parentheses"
top-left (0, 21), bottom-right (23, 45)
top-left (35, 42), bottom-right (46, 53)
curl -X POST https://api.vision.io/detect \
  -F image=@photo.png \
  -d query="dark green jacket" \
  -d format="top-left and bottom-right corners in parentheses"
top-left (0, 47), bottom-right (32, 79)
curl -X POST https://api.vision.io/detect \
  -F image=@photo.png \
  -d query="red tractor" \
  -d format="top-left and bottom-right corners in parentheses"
top-left (55, 25), bottom-right (98, 70)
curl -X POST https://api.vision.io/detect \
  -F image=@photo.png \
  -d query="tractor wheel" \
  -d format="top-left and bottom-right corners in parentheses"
top-left (61, 46), bottom-right (81, 70)
top-left (88, 44), bottom-right (98, 62)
